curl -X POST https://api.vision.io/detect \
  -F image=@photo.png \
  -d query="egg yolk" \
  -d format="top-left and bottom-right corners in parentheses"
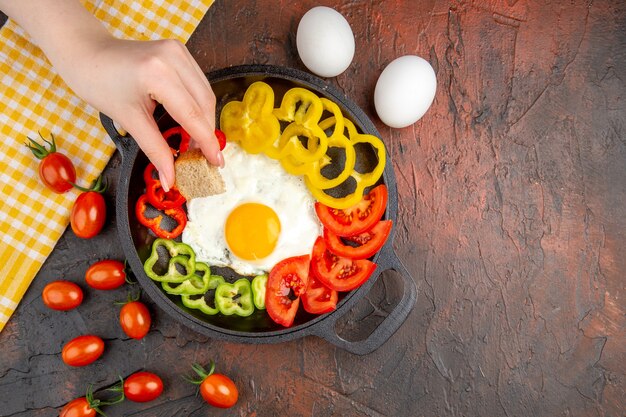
top-left (225, 203), bottom-right (281, 260)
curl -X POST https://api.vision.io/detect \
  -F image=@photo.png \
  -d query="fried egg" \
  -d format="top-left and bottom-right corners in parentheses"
top-left (182, 142), bottom-right (322, 276)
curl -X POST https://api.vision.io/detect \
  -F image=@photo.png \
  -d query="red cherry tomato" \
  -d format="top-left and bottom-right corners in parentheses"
top-left (85, 260), bottom-right (126, 290)
top-left (26, 134), bottom-right (76, 193)
top-left (41, 281), bottom-right (83, 311)
top-left (315, 184), bottom-right (387, 237)
top-left (120, 301), bottom-right (151, 340)
top-left (124, 371), bottom-right (164, 402)
top-left (265, 255), bottom-right (310, 328)
top-left (311, 236), bottom-right (376, 292)
top-left (71, 191), bottom-right (106, 239)
top-left (301, 273), bottom-right (338, 315)
top-left (39, 152), bottom-right (76, 193)
top-left (62, 335), bottom-right (104, 367)
top-left (201, 374), bottom-right (238, 408)
top-left (59, 397), bottom-right (96, 417)
top-left (324, 220), bottom-right (392, 260)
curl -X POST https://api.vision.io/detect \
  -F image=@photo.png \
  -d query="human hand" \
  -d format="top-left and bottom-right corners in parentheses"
top-left (61, 37), bottom-right (223, 191)
top-left (0, 0), bottom-right (221, 191)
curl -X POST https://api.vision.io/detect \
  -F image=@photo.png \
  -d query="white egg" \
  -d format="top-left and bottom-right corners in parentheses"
top-left (182, 143), bottom-right (322, 276)
top-left (296, 6), bottom-right (355, 78)
top-left (374, 55), bottom-right (437, 128)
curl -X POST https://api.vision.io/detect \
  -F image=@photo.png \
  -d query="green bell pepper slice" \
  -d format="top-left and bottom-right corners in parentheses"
top-left (251, 274), bottom-right (267, 310)
top-left (215, 279), bottom-right (254, 317)
top-left (143, 238), bottom-right (196, 283)
top-left (162, 261), bottom-right (211, 295)
top-left (181, 275), bottom-right (225, 316)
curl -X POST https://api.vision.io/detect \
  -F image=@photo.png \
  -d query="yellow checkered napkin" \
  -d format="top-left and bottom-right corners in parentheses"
top-left (0, 0), bottom-right (214, 331)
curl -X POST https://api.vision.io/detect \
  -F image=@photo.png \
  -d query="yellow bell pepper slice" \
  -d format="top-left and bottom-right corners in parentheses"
top-left (268, 122), bottom-right (329, 162)
top-left (344, 119), bottom-right (386, 186)
top-left (301, 116), bottom-right (356, 189)
top-left (274, 87), bottom-right (324, 124)
top-left (219, 81), bottom-right (280, 154)
top-left (306, 118), bottom-right (386, 209)
top-left (280, 98), bottom-right (353, 185)
top-left (265, 88), bottom-right (328, 161)
top-left (319, 98), bottom-right (345, 141)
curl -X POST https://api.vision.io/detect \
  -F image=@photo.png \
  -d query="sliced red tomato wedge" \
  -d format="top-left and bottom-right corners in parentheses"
top-left (311, 237), bottom-right (376, 292)
top-left (266, 255), bottom-right (310, 327)
top-left (324, 220), bottom-right (392, 260)
top-left (315, 184), bottom-right (388, 237)
top-left (302, 273), bottom-right (338, 315)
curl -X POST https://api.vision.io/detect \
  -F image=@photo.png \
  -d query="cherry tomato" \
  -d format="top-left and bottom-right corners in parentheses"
top-left (26, 133), bottom-right (76, 193)
top-left (120, 301), bottom-right (151, 340)
top-left (124, 371), bottom-right (164, 402)
top-left (311, 236), bottom-right (376, 292)
top-left (59, 397), bottom-right (96, 417)
top-left (324, 220), bottom-right (392, 260)
top-left (62, 335), bottom-right (104, 367)
top-left (39, 152), bottom-right (76, 193)
top-left (41, 280), bottom-right (83, 311)
top-left (187, 363), bottom-right (238, 408)
top-left (85, 260), bottom-right (126, 290)
top-left (71, 191), bottom-right (106, 239)
top-left (315, 184), bottom-right (387, 237)
top-left (265, 255), bottom-right (310, 328)
top-left (302, 273), bottom-right (338, 315)
top-left (201, 373), bottom-right (238, 408)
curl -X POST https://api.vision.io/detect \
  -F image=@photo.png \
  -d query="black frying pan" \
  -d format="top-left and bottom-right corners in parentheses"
top-left (100, 65), bottom-right (416, 355)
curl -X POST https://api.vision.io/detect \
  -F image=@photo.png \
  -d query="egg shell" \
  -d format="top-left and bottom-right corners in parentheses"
top-left (374, 55), bottom-right (437, 128)
top-left (296, 6), bottom-right (355, 78)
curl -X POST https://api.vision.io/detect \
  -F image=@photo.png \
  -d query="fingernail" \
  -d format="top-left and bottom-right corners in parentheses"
top-left (216, 151), bottom-right (225, 168)
top-left (159, 171), bottom-right (170, 192)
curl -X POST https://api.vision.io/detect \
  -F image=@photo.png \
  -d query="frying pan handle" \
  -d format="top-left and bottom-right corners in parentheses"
top-left (99, 112), bottom-right (134, 157)
top-left (314, 246), bottom-right (417, 355)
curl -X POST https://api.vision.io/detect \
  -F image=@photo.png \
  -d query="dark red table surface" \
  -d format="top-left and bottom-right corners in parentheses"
top-left (1, 1), bottom-right (624, 416)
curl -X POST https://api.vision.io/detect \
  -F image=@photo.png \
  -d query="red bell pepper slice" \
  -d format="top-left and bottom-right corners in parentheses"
top-left (215, 128), bottom-right (227, 150)
top-left (162, 126), bottom-right (191, 153)
top-left (162, 126), bottom-right (226, 154)
top-left (143, 164), bottom-right (186, 209)
top-left (135, 194), bottom-right (187, 239)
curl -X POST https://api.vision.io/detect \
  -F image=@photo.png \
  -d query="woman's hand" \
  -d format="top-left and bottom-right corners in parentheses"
top-left (0, 0), bottom-right (221, 191)
top-left (68, 37), bottom-right (223, 190)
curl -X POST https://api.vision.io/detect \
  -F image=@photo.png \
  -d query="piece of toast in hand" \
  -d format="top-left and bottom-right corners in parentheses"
top-left (174, 149), bottom-right (225, 200)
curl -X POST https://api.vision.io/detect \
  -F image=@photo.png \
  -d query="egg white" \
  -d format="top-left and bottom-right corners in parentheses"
top-left (182, 142), bottom-right (322, 276)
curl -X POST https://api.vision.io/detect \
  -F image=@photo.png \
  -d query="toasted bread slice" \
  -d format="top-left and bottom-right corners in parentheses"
top-left (174, 149), bottom-right (225, 200)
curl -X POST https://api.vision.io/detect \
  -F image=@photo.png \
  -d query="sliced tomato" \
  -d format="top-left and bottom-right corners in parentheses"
top-left (266, 255), bottom-right (310, 327)
top-left (324, 220), bottom-right (392, 260)
top-left (311, 237), bottom-right (376, 292)
top-left (315, 184), bottom-right (388, 237)
top-left (302, 273), bottom-right (338, 314)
